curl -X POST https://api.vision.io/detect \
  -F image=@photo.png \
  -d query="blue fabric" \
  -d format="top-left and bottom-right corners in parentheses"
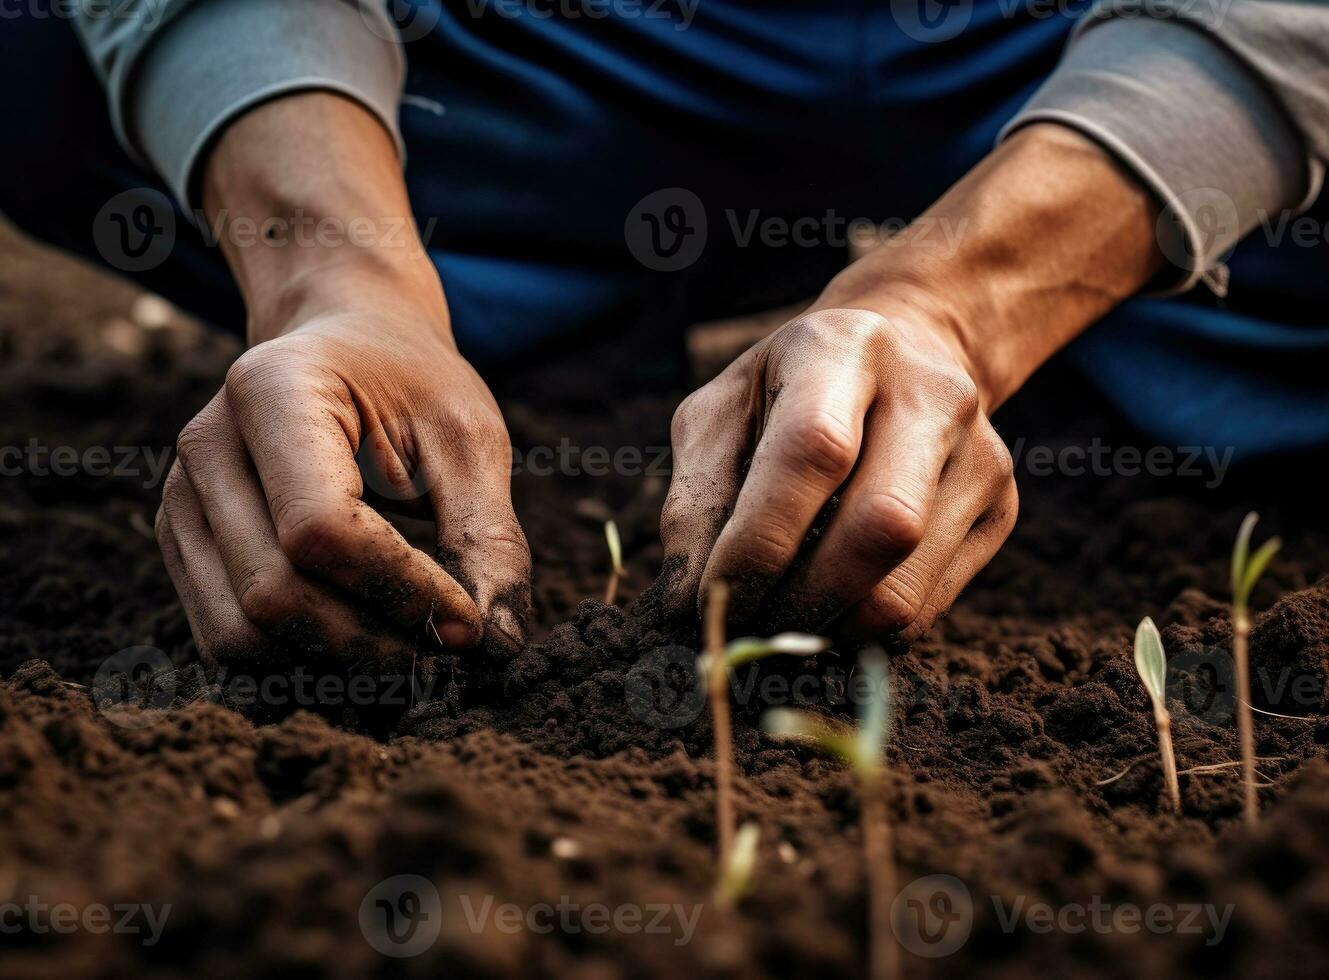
top-left (2, 2), bottom-right (1327, 457)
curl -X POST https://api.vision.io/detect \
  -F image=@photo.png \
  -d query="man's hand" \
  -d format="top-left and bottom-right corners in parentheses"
top-left (663, 307), bottom-right (1015, 640)
top-left (155, 93), bottom-right (529, 664)
top-left (661, 124), bottom-right (1164, 638)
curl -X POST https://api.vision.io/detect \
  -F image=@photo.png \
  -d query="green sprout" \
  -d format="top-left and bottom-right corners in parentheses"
top-left (1133, 617), bottom-right (1180, 814)
top-left (714, 821), bottom-right (760, 909)
top-left (603, 520), bottom-right (625, 605)
top-left (763, 650), bottom-right (898, 980)
top-left (1230, 512), bottom-right (1281, 826)
top-left (702, 581), bottom-right (828, 893)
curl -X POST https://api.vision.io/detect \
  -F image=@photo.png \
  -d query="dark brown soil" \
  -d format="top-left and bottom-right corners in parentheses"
top-left (2, 222), bottom-right (1328, 979)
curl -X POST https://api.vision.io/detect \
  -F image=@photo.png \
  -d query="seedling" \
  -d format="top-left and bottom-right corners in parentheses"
top-left (701, 581), bottom-right (828, 877)
top-left (603, 520), bottom-right (624, 604)
top-left (1133, 617), bottom-right (1180, 813)
top-left (764, 650), bottom-right (897, 980)
top-left (714, 821), bottom-right (760, 909)
top-left (1231, 511), bottom-right (1281, 826)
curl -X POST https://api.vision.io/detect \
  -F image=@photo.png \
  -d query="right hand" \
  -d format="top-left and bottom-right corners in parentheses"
top-left (156, 265), bottom-right (531, 665)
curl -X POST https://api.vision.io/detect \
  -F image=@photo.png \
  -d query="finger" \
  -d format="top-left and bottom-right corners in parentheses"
top-left (406, 412), bottom-right (533, 655)
top-left (771, 388), bottom-right (971, 627)
top-left (176, 397), bottom-right (418, 662)
top-left (697, 352), bottom-right (874, 622)
top-left (156, 465), bottom-right (263, 665)
top-left (225, 354), bottom-right (481, 644)
top-left (843, 478), bottom-right (1018, 643)
top-left (657, 365), bottom-right (753, 619)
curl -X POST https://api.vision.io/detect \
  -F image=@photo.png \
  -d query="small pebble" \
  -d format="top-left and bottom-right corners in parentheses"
top-left (551, 836), bottom-right (583, 860)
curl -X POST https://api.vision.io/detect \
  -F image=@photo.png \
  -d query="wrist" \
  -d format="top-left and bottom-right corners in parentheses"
top-left (818, 124), bottom-right (1163, 411)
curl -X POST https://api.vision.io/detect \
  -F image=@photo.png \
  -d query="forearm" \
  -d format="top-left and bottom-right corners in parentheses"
top-left (819, 124), bottom-right (1163, 411)
top-left (201, 92), bottom-right (446, 346)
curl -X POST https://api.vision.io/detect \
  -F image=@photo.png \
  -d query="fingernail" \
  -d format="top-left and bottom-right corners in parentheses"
top-left (486, 602), bottom-right (527, 654)
top-left (433, 619), bottom-right (476, 647)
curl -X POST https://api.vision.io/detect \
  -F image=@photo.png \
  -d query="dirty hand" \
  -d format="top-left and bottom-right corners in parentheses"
top-left (156, 268), bottom-right (530, 664)
top-left (661, 305), bottom-right (1015, 641)
top-left (155, 93), bottom-right (530, 663)
top-left (661, 124), bottom-right (1164, 638)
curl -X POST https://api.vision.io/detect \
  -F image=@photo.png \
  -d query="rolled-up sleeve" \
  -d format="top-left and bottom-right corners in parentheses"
top-left (73, 0), bottom-right (406, 213)
top-left (1001, 0), bottom-right (1329, 294)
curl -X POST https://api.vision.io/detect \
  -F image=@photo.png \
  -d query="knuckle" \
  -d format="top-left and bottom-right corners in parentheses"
top-left (276, 504), bottom-right (353, 570)
top-left (235, 567), bottom-right (299, 627)
top-left (932, 367), bottom-right (981, 420)
top-left (852, 490), bottom-right (927, 555)
top-left (975, 426), bottom-right (1015, 485)
top-left (867, 576), bottom-right (927, 633)
top-left (670, 391), bottom-right (705, 445)
top-left (782, 410), bottom-right (857, 481)
top-left (175, 418), bottom-right (210, 474)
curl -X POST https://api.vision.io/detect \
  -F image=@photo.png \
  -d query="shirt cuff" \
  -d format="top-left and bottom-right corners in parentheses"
top-left (1000, 16), bottom-right (1316, 295)
top-left (130, 0), bottom-right (406, 215)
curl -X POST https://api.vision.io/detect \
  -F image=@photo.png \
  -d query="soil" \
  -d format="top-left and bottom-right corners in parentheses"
top-left (2, 220), bottom-right (1328, 979)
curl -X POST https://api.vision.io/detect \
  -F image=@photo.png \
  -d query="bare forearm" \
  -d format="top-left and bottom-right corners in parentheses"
top-left (820, 123), bottom-right (1164, 411)
top-left (200, 92), bottom-right (447, 346)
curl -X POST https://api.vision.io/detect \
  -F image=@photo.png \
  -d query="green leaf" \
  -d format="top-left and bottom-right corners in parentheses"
top-left (604, 520), bottom-right (623, 574)
top-left (1231, 512), bottom-right (1258, 607)
top-left (1241, 537), bottom-right (1282, 606)
top-left (1133, 616), bottom-right (1166, 708)
top-left (724, 633), bottom-right (829, 669)
top-left (856, 648), bottom-right (890, 771)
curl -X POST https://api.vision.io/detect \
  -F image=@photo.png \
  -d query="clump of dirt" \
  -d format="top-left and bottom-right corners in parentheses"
top-left (3, 227), bottom-right (1329, 978)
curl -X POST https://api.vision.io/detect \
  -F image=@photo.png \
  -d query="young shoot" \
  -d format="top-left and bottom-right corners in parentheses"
top-left (701, 581), bottom-right (828, 872)
top-left (714, 821), bottom-right (760, 910)
top-left (603, 520), bottom-right (625, 605)
top-left (1231, 511), bottom-right (1281, 826)
top-left (1133, 617), bottom-right (1180, 814)
top-left (763, 650), bottom-right (897, 980)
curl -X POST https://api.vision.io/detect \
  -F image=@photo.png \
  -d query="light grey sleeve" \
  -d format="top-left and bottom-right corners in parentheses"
top-left (72, 0), bottom-right (406, 213)
top-left (1001, 1), bottom-right (1329, 294)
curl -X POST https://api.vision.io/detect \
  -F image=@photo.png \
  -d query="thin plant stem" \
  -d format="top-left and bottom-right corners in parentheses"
top-left (603, 569), bottom-right (619, 606)
top-left (1233, 612), bottom-right (1258, 826)
top-left (706, 581), bottom-right (734, 869)
top-left (1154, 708), bottom-right (1181, 814)
top-left (860, 770), bottom-right (898, 980)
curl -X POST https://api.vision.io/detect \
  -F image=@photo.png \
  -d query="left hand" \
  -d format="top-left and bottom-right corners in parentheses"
top-left (659, 303), bottom-right (1017, 641)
